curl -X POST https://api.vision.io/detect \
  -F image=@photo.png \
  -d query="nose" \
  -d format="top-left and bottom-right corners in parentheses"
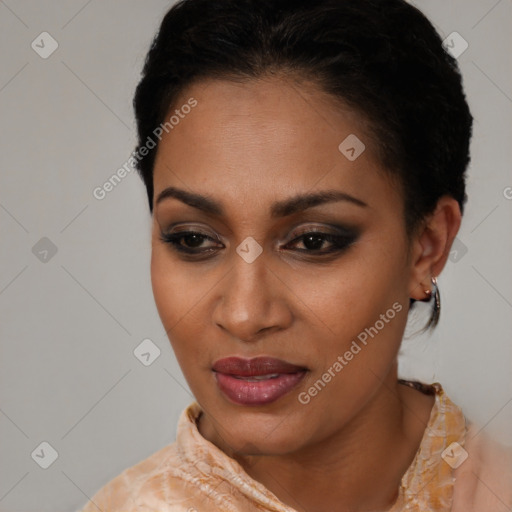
top-left (211, 249), bottom-right (293, 343)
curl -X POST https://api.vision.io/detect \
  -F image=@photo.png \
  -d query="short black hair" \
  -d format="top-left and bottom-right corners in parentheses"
top-left (133, 0), bottom-right (472, 234)
top-left (133, 0), bottom-right (474, 329)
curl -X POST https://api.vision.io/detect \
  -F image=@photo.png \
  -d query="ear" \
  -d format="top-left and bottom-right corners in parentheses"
top-left (408, 196), bottom-right (462, 300)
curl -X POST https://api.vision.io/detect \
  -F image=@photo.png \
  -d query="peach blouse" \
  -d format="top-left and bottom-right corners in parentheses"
top-left (79, 383), bottom-right (512, 511)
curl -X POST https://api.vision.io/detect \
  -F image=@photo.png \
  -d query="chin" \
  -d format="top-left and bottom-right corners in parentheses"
top-left (229, 429), bottom-right (304, 457)
top-left (213, 402), bottom-right (309, 455)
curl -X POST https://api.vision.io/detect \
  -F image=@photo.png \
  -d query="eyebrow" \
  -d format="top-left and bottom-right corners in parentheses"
top-left (155, 186), bottom-right (368, 217)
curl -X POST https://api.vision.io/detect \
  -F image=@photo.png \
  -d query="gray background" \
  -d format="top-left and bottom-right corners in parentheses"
top-left (0, 1), bottom-right (511, 511)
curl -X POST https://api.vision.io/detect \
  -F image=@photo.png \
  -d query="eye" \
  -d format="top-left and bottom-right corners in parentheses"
top-left (159, 230), bottom-right (223, 255)
top-left (284, 230), bottom-right (357, 254)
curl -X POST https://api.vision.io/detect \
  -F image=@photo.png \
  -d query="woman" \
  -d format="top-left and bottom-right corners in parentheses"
top-left (80, 0), bottom-right (512, 510)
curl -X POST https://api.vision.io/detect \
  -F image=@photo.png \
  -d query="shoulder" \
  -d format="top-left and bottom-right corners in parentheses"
top-left (78, 402), bottom-right (209, 512)
top-left (396, 382), bottom-right (512, 512)
top-left (78, 442), bottom-right (191, 512)
top-left (452, 422), bottom-right (512, 512)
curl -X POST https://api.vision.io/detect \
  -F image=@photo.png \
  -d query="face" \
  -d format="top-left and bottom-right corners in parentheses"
top-left (150, 76), bottom-right (416, 456)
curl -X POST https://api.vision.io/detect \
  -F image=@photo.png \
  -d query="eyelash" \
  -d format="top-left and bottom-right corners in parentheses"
top-left (159, 228), bottom-right (358, 258)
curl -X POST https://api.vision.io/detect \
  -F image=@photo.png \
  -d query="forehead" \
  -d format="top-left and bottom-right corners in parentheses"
top-left (152, 77), bottom-right (400, 219)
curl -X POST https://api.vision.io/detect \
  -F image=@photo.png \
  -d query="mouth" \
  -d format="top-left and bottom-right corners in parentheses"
top-left (212, 356), bottom-right (308, 406)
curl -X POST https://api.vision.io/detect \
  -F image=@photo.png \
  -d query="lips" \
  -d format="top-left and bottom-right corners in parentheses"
top-left (212, 357), bottom-right (308, 406)
top-left (213, 356), bottom-right (306, 376)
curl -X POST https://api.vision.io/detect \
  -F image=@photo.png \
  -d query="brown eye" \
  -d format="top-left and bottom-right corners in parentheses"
top-left (160, 231), bottom-right (222, 254)
top-left (286, 232), bottom-right (356, 253)
top-left (180, 233), bottom-right (207, 248)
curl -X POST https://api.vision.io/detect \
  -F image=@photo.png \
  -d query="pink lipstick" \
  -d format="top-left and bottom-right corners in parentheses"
top-left (212, 356), bottom-right (307, 406)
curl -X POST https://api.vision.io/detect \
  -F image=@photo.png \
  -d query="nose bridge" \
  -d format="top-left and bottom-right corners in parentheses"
top-left (213, 246), bottom-right (287, 341)
top-left (228, 249), bottom-right (270, 315)
top-left (231, 230), bottom-right (269, 286)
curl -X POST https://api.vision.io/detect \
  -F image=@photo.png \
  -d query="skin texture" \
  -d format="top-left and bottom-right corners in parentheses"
top-left (150, 76), bottom-right (462, 512)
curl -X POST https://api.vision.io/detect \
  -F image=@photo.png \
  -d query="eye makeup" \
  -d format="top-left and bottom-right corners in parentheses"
top-left (158, 222), bottom-right (361, 260)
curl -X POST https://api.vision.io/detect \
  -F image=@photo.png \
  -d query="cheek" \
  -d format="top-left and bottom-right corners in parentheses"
top-left (289, 254), bottom-right (403, 339)
top-left (150, 246), bottom-right (218, 373)
top-left (286, 244), bottom-right (409, 387)
top-left (293, 265), bottom-right (408, 417)
top-left (150, 247), bottom-right (182, 326)
top-left (150, 248), bottom-right (198, 346)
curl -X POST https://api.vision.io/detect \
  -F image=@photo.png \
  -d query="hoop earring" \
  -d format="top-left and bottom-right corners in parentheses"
top-left (426, 276), bottom-right (441, 329)
top-left (408, 277), bottom-right (441, 335)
